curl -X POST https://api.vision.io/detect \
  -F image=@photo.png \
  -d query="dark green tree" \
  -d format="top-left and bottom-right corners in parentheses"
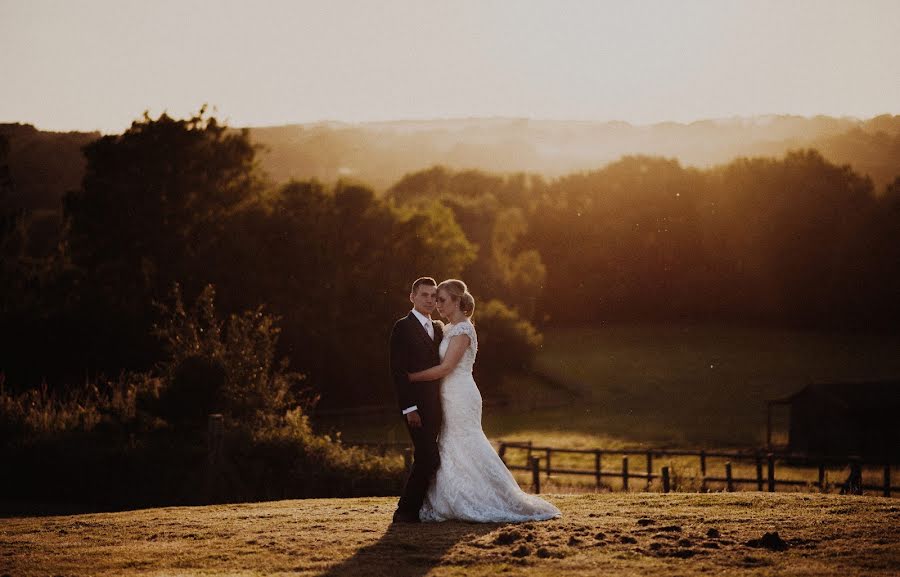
top-left (63, 107), bottom-right (263, 309)
top-left (199, 179), bottom-right (477, 406)
top-left (58, 108), bottom-right (265, 375)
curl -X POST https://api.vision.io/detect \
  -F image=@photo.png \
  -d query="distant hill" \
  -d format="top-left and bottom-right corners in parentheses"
top-left (249, 114), bottom-right (900, 192)
top-left (0, 123), bottom-right (99, 211)
top-left (3, 115), bottom-right (899, 212)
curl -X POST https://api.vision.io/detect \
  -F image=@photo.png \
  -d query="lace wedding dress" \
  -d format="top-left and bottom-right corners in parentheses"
top-left (420, 320), bottom-right (561, 523)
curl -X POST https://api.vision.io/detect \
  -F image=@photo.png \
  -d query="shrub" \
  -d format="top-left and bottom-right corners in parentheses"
top-left (472, 299), bottom-right (543, 396)
top-left (152, 283), bottom-right (310, 426)
top-left (0, 405), bottom-right (405, 511)
top-left (0, 372), bottom-right (158, 442)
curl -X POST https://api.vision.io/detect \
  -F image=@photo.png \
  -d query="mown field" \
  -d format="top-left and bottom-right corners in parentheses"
top-left (2, 493), bottom-right (898, 576)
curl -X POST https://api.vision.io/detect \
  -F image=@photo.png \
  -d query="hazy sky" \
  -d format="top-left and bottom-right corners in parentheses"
top-left (2, 0), bottom-right (898, 133)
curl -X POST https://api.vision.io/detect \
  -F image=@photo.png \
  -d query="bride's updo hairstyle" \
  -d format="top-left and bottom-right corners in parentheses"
top-left (438, 279), bottom-right (475, 319)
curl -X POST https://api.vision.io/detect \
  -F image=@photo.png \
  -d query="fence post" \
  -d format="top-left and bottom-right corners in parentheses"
top-left (725, 462), bottom-right (734, 492)
top-left (206, 414), bottom-right (225, 504)
top-left (622, 456), bottom-right (629, 492)
top-left (755, 455), bottom-right (764, 491)
top-left (767, 454), bottom-right (776, 492)
top-left (531, 457), bottom-right (541, 494)
top-left (884, 465), bottom-right (891, 498)
top-left (646, 452), bottom-right (653, 490)
top-left (662, 466), bottom-right (671, 493)
top-left (498, 442), bottom-right (506, 465)
top-left (207, 414), bottom-right (224, 466)
top-left (819, 463), bottom-right (826, 491)
top-left (594, 451), bottom-right (602, 488)
top-left (546, 448), bottom-right (552, 478)
top-left (700, 450), bottom-right (707, 491)
top-left (403, 446), bottom-right (412, 472)
top-left (851, 460), bottom-right (863, 495)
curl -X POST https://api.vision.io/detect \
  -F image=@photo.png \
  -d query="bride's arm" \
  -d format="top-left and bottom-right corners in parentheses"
top-left (408, 335), bottom-right (470, 381)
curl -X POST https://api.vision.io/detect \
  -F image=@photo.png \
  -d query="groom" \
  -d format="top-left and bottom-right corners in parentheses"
top-left (389, 276), bottom-right (444, 523)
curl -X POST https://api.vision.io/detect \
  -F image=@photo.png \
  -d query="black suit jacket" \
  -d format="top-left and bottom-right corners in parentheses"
top-left (390, 313), bottom-right (444, 431)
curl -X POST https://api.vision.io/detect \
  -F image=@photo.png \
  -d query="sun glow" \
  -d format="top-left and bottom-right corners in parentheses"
top-left (1, 0), bottom-right (898, 133)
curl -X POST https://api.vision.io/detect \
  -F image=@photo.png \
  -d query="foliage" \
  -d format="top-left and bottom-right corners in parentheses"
top-left (237, 408), bottom-right (405, 497)
top-left (63, 107), bottom-right (263, 305)
top-left (4, 108), bottom-right (899, 418)
top-left (0, 372), bottom-right (159, 442)
top-left (527, 152), bottom-right (900, 328)
top-left (152, 283), bottom-right (307, 425)
top-left (387, 167), bottom-right (548, 321)
top-left (198, 180), bottom-right (477, 406)
top-left (472, 299), bottom-right (543, 395)
top-left (0, 402), bottom-right (404, 510)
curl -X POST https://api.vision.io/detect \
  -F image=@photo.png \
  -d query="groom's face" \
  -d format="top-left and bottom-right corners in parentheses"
top-left (410, 285), bottom-right (437, 317)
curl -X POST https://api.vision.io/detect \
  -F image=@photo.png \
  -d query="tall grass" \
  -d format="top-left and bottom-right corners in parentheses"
top-left (0, 371), bottom-right (158, 441)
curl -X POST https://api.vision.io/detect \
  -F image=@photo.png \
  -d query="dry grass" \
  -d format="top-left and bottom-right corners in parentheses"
top-left (2, 493), bottom-right (898, 576)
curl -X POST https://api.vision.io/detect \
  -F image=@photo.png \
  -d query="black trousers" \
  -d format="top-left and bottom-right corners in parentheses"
top-left (396, 419), bottom-right (440, 516)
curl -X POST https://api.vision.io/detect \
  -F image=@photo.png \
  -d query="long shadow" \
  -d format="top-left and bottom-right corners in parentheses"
top-left (318, 521), bottom-right (499, 577)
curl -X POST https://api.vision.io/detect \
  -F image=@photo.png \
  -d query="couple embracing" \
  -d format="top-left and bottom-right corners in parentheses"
top-left (390, 277), bottom-right (560, 524)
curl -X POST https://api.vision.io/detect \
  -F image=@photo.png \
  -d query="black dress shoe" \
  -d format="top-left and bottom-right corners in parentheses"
top-left (392, 510), bottom-right (421, 523)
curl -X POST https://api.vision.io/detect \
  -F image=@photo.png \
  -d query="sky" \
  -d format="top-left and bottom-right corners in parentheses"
top-left (2, 0), bottom-right (899, 134)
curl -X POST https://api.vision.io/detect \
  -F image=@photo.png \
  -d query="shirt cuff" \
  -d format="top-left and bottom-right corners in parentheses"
top-left (402, 405), bottom-right (418, 415)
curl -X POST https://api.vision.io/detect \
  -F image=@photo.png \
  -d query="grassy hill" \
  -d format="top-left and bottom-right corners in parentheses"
top-left (2, 493), bottom-right (897, 576)
top-left (525, 324), bottom-right (900, 446)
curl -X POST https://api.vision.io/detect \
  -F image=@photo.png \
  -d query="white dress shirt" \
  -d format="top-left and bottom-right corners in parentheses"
top-left (403, 309), bottom-right (434, 415)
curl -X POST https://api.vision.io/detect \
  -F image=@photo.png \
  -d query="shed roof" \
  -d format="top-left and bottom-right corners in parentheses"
top-left (767, 380), bottom-right (900, 409)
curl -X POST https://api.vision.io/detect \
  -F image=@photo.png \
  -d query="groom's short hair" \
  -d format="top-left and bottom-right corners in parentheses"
top-left (411, 277), bottom-right (437, 294)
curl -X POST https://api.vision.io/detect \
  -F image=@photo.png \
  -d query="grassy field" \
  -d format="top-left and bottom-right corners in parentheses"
top-left (528, 323), bottom-right (900, 446)
top-left (2, 493), bottom-right (898, 576)
top-left (317, 324), bottom-right (900, 449)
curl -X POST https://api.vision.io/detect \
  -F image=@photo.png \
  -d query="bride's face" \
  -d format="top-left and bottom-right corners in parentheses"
top-left (435, 288), bottom-right (458, 319)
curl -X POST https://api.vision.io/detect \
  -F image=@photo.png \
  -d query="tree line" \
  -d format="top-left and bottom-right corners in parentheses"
top-left (388, 155), bottom-right (899, 330)
top-left (1, 111), bottom-right (538, 408)
top-left (2, 110), bottom-right (898, 410)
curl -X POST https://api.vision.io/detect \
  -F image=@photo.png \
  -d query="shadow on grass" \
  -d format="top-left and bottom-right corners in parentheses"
top-left (319, 521), bottom-right (498, 577)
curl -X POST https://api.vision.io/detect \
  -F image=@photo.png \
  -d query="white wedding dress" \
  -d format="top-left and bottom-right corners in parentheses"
top-left (420, 320), bottom-right (561, 523)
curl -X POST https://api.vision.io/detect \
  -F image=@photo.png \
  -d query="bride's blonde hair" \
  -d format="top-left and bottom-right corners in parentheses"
top-left (437, 279), bottom-right (475, 319)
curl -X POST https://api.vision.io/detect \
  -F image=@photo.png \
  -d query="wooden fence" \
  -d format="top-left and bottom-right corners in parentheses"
top-left (496, 441), bottom-right (898, 497)
top-left (343, 438), bottom-right (897, 497)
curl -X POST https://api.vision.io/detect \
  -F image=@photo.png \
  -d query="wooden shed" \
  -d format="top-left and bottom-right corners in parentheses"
top-left (766, 381), bottom-right (900, 460)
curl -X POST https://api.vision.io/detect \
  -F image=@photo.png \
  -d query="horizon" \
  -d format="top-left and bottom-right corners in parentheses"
top-left (2, 0), bottom-right (899, 134)
top-left (6, 111), bottom-right (897, 136)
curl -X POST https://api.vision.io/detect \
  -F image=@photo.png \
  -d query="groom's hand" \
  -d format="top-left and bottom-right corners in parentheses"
top-left (406, 410), bottom-right (422, 428)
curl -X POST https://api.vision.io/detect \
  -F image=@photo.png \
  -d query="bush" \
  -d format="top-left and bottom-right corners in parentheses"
top-left (152, 283), bottom-right (309, 426)
top-left (0, 287), bottom-right (405, 511)
top-left (231, 408), bottom-right (405, 499)
top-left (0, 372), bottom-right (158, 442)
top-left (0, 406), bottom-right (404, 512)
top-left (472, 299), bottom-right (543, 396)
top-left (158, 355), bottom-right (227, 427)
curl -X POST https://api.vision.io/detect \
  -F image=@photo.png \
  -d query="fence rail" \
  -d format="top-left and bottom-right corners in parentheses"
top-left (495, 440), bottom-right (898, 497)
top-left (342, 438), bottom-right (897, 497)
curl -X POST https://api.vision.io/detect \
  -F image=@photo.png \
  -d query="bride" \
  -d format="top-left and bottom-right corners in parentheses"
top-left (408, 279), bottom-right (561, 523)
